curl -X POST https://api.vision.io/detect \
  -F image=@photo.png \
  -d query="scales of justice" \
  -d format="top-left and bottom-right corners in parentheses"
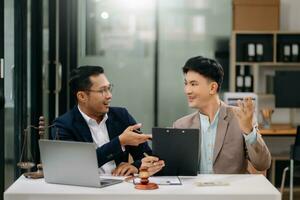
top-left (17, 116), bottom-right (53, 179)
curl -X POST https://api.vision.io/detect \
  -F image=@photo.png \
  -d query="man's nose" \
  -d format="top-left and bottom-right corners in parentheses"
top-left (184, 86), bottom-right (192, 94)
top-left (106, 92), bottom-right (112, 99)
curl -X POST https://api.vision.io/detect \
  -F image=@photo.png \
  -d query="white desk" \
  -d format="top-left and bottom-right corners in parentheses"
top-left (4, 174), bottom-right (280, 200)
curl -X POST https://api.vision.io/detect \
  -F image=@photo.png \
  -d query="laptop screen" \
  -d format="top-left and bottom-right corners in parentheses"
top-left (39, 139), bottom-right (102, 187)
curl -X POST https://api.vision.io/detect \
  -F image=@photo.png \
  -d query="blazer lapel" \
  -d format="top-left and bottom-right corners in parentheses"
top-left (105, 113), bottom-right (117, 141)
top-left (73, 107), bottom-right (94, 142)
top-left (213, 102), bottom-right (229, 164)
top-left (191, 112), bottom-right (201, 170)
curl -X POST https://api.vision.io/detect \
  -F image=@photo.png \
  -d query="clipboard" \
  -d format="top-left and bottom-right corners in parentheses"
top-left (152, 128), bottom-right (200, 176)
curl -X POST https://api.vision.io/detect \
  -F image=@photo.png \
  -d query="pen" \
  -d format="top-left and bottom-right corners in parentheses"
top-left (133, 130), bottom-right (152, 140)
top-left (133, 129), bottom-right (142, 134)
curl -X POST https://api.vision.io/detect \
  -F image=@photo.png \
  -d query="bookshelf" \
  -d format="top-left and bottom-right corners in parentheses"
top-left (230, 31), bottom-right (300, 93)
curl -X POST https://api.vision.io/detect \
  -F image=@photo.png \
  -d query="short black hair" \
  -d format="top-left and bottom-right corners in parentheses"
top-left (69, 66), bottom-right (104, 101)
top-left (182, 56), bottom-right (224, 92)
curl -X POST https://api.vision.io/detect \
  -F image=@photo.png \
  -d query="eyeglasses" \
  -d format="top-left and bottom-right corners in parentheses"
top-left (86, 84), bottom-right (113, 96)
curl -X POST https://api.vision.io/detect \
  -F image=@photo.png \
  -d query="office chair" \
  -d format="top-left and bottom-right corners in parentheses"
top-left (280, 126), bottom-right (300, 200)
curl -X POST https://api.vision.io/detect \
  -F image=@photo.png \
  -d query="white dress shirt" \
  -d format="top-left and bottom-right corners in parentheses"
top-left (78, 106), bottom-right (116, 174)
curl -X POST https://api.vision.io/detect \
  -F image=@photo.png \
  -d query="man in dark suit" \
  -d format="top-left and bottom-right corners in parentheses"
top-left (52, 66), bottom-right (164, 176)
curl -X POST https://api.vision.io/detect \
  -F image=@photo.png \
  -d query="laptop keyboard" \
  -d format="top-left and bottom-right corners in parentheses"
top-left (100, 178), bottom-right (122, 185)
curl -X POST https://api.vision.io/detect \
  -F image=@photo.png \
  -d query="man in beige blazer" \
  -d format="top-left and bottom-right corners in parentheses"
top-left (172, 56), bottom-right (271, 174)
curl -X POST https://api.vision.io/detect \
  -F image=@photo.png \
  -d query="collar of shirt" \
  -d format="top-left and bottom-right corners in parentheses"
top-left (199, 108), bottom-right (220, 130)
top-left (78, 105), bottom-right (108, 126)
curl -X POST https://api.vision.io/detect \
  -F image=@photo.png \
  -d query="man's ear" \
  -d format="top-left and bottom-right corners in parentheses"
top-left (77, 91), bottom-right (87, 103)
top-left (209, 82), bottom-right (218, 95)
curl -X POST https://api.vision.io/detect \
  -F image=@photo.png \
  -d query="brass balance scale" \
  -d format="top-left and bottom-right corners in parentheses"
top-left (17, 116), bottom-right (54, 179)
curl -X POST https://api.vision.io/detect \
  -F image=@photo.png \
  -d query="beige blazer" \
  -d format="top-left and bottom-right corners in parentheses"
top-left (173, 102), bottom-right (271, 174)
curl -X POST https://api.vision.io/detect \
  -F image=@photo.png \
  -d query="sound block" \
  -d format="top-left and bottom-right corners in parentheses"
top-left (135, 182), bottom-right (159, 190)
top-left (24, 171), bottom-right (44, 179)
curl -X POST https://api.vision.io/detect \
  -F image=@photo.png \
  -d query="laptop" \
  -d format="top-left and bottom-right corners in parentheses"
top-left (39, 139), bottom-right (123, 188)
top-left (152, 128), bottom-right (200, 176)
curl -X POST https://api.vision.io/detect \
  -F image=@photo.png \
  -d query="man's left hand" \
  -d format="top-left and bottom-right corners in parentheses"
top-left (141, 156), bottom-right (165, 176)
top-left (112, 162), bottom-right (138, 176)
top-left (233, 97), bottom-right (254, 135)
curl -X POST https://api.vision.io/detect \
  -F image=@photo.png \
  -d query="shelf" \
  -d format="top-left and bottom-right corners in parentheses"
top-left (230, 31), bottom-right (300, 93)
top-left (255, 93), bottom-right (274, 97)
top-left (275, 62), bottom-right (300, 65)
top-left (235, 34), bottom-right (274, 62)
top-left (233, 30), bottom-right (300, 35)
top-left (236, 62), bottom-right (300, 66)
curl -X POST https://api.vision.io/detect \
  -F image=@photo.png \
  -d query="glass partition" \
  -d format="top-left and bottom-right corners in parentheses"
top-left (78, 0), bottom-right (232, 131)
top-left (157, 0), bottom-right (231, 127)
top-left (79, 0), bottom-right (156, 133)
top-left (4, 0), bottom-right (15, 188)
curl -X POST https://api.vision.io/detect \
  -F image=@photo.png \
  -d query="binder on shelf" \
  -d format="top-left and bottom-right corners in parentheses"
top-left (244, 65), bottom-right (253, 92)
top-left (291, 43), bottom-right (299, 62)
top-left (236, 65), bottom-right (244, 92)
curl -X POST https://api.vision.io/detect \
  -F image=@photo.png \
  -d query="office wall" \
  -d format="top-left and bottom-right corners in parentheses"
top-left (281, 0), bottom-right (300, 31)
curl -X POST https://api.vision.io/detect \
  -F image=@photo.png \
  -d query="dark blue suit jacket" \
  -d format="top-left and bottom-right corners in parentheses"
top-left (52, 106), bottom-right (152, 169)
